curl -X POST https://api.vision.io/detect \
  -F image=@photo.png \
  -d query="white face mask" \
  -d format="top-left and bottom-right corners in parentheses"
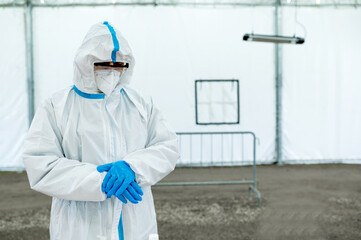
top-left (94, 69), bottom-right (125, 95)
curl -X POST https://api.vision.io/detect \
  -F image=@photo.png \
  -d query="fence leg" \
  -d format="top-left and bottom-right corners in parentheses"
top-left (249, 186), bottom-right (261, 205)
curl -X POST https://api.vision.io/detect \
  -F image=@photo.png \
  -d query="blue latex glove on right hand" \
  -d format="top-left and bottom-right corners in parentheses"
top-left (97, 161), bottom-right (143, 204)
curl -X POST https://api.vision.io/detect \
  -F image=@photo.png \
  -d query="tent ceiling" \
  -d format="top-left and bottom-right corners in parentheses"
top-left (0, 0), bottom-right (360, 7)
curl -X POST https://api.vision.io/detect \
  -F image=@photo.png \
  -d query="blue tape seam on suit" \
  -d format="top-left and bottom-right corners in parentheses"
top-left (118, 213), bottom-right (124, 240)
top-left (73, 85), bottom-right (124, 99)
top-left (73, 85), bottom-right (105, 99)
top-left (103, 21), bottom-right (120, 63)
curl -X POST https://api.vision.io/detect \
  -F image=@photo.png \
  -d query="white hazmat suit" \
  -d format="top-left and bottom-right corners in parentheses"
top-left (22, 22), bottom-right (179, 240)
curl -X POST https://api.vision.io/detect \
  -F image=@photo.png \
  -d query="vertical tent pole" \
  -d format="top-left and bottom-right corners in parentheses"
top-left (275, 0), bottom-right (283, 165)
top-left (25, 0), bottom-right (35, 126)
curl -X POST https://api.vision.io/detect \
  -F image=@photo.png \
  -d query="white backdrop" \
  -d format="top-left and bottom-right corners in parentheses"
top-left (0, 6), bottom-right (360, 169)
top-left (282, 8), bottom-right (361, 163)
top-left (0, 8), bottom-right (28, 170)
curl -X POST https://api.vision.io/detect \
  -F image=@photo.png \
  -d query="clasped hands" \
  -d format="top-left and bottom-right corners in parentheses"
top-left (97, 161), bottom-right (143, 204)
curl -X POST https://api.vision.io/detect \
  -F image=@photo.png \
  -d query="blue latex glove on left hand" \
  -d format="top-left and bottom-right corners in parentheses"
top-left (97, 161), bottom-right (143, 204)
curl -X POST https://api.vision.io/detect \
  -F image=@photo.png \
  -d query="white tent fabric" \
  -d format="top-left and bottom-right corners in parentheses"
top-left (282, 8), bottom-right (361, 163)
top-left (0, 6), bottom-right (360, 169)
top-left (0, 8), bottom-right (28, 170)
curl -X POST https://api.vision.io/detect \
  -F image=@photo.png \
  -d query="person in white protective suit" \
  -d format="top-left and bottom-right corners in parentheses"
top-left (22, 21), bottom-right (179, 240)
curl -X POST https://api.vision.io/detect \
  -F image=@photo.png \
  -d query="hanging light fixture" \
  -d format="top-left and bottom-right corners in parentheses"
top-left (243, 33), bottom-right (305, 44)
top-left (244, 0), bottom-right (306, 45)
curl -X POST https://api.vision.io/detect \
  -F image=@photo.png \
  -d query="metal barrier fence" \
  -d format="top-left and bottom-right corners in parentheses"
top-left (155, 131), bottom-right (261, 205)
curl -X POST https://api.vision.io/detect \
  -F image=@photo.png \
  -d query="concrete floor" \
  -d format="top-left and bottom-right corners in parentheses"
top-left (0, 164), bottom-right (361, 239)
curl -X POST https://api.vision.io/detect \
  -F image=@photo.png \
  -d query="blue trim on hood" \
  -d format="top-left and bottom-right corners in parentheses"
top-left (73, 85), bottom-right (105, 99)
top-left (103, 21), bottom-right (120, 63)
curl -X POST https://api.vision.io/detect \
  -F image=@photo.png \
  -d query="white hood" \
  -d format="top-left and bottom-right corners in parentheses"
top-left (73, 22), bottom-right (135, 94)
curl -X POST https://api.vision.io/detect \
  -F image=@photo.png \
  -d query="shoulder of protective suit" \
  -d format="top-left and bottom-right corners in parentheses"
top-left (35, 86), bottom-right (74, 133)
top-left (46, 86), bottom-right (73, 106)
top-left (124, 86), bottom-right (153, 106)
top-left (38, 85), bottom-right (73, 114)
top-left (51, 85), bottom-right (74, 100)
top-left (38, 85), bottom-right (71, 104)
top-left (123, 86), bottom-right (155, 121)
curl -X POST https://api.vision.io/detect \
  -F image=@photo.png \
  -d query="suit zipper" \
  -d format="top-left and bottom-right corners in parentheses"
top-left (105, 95), bottom-right (117, 162)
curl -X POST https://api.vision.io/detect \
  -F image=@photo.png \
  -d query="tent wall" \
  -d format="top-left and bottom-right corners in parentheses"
top-left (0, 8), bottom-right (28, 170)
top-left (0, 5), bottom-right (360, 169)
top-left (282, 8), bottom-right (361, 163)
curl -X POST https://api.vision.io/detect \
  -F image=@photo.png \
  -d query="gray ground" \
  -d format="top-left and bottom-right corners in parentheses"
top-left (0, 164), bottom-right (360, 239)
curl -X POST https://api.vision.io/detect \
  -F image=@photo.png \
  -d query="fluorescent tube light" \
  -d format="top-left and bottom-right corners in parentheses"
top-left (243, 33), bottom-right (305, 44)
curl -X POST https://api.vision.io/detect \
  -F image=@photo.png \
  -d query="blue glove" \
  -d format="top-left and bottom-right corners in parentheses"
top-left (97, 161), bottom-right (143, 204)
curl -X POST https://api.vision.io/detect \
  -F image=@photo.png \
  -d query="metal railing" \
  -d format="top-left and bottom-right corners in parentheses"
top-left (155, 131), bottom-right (261, 205)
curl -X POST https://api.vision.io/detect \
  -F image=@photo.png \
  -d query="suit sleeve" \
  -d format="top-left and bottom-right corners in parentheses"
top-left (124, 99), bottom-right (180, 186)
top-left (22, 99), bottom-right (107, 201)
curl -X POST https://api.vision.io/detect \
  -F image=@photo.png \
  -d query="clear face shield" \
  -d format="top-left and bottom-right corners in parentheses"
top-left (94, 62), bottom-right (129, 95)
